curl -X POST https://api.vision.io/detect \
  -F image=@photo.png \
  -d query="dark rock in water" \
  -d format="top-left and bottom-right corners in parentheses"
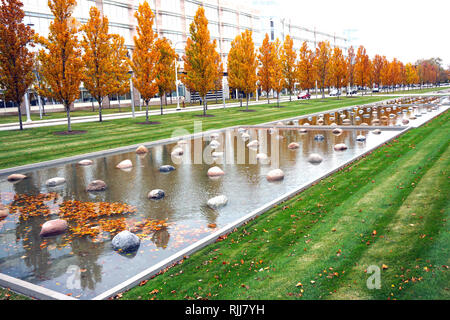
top-left (314, 134), bottom-right (325, 141)
top-left (159, 165), bottom-right (175, 173)
top-left (148, 189), bottom-right (165, 200)
top-left (112, 231), bottom-right (140, 253)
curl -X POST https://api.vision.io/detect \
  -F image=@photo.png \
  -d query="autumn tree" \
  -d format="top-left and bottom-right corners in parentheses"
top-left (155, 37), bottom-right (177, 115)
top-left (36, 0), bottom-right (82, 132)
top-left (0, 0), bottom-right (35, 130)
top-left (387, 58), bottom-right (401, 90)
top-left (281, 35), bottom-right (297, 101)
top-left (354, 45), bottom-right (371, 95)
top-left (328, 46), bottom-right (347, 99)
top-left (81, 6), bottom-right (117, 122)
top-left (296, 41), bottom-right (315, 94)
top-left (131, 1), bottom-right (160, 123)
top-left (257, 33), bottom-right (276, 104)
top-left (182, 6), bottom-right (222, 116)
top-left (227, 29), bottom-right (258, 111)
top-left (371, 54), bottom-right (387, 88)
top-left (313, 41), bottom-right (331, 98)
top-left (405, 63), bottom-right (419, 89)
top-left (272, 38), bottom-right (284, 107)
top-left (108, 34), bottom-right (130, 111)
top-left (346, 45), bottom-right (356, 94)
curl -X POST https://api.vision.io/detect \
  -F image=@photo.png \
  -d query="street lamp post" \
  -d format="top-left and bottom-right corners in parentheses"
top-left (128, 70), bottom-right (135, 118)
top-left (174, 40), bottom-right (187, 111)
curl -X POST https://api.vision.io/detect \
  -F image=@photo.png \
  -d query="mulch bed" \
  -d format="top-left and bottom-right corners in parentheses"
top-left (193, 114), bottom-right (216, 118)
top-left (53, 130), bottom-right (87, 135)
top-left (136, 121), bottom-right (161, 125)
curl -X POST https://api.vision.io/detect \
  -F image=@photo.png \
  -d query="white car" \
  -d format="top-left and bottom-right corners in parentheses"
top-left (329, 89), bottom-right (341, 96)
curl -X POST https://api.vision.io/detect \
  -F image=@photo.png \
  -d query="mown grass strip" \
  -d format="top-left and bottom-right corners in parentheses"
top-left (120, 110), bottom-right (449, 300)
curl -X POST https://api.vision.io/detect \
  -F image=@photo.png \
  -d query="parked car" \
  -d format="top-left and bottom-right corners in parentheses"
top-left (372, 87), bottom-right (380, 93)
top-left (329, 89), bottom-right (341, 96)
top-left (297, 92), bottom-right (311, 99)
top-left (347, 88), bottom-right (358, 95)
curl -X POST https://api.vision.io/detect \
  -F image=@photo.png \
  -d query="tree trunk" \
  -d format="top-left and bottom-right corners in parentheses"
top-left (117, 94), bottom-right (121, 112)
top-left (267, 92), bottom-right (270, 104)
top-left (98, 100), bottom-right (103, 122)
top-left (145, 100), bottom-right (150, 122)
top-left (66, 104), bottom-right (72, 132)
top-left (246, 94), bottom-right (249, 111)
top-left (160, 96), bottom-right (164, 115)
top-left (16, 101), bottom-right (23, 131)
top-left (203, 95), bottom-right (207, 116)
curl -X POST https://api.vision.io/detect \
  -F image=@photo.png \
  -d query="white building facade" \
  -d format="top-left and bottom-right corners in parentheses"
top-left (16, 0), bottom-right (348, 108)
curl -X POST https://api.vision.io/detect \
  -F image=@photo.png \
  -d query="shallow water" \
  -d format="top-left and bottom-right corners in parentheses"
top-left (0, 101), bottom-right (444, 299)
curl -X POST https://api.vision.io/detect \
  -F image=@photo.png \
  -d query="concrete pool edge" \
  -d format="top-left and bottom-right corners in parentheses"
top-left (0, 96), bottom-right (400, 176)
top-left (0, 272), bottom-right (77, 300)
top-left (0, 101), bottom-right (447, 300)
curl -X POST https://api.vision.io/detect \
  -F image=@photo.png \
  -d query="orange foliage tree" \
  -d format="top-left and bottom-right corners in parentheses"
top-left (257, 33), bottom-right (276, 104)
top-left (328, 46), bottom-right (347, 99)
top-left (346, 46), bottom-right (356, 93)
top-left (371, 54), bottom-right (387, 88)
top-left (281, 35), bottom-right (297, 101)
top-left (0, 0), bottom-right (35, 130)
top-left (81, 6), bottom-right (116, 122)
top-left (354, 45), bottom-right (371, 95)
top-left (36, 0), bottom-right (82, 132)
top-left (227, 29), bottom-right (258, 111)
top-left (108, 34), bottom-right (130, 111)
top-left (182, 6), bottom-right (222, 116)
top-left (155, 37), bottom-right (177, 115)
top-left (313, 41), bottom-right (331, 98)
top-left (131, 0), bottom-right (160, 123)
top-left (296, 41), bottom-right (315, 94)
top-left (272, 38), bottom-right (284, 107)
top-left (405, 62), bottom-right (419, 89)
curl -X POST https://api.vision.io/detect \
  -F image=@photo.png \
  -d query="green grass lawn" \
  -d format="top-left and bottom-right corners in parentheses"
top-left (377, 86), bottom-right (449, 95)
top-left (120, 110), bottom-right (449, 300)
top-left (0, 96), bottom-right (388, 170)
top-left (0, 98), bottom-right (259, 124)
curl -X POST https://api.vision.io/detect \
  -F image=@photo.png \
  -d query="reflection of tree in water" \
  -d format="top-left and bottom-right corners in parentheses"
top-left (70, 237), bottom-right (104, 291)
top-left (15, 214), bottom-right (52, 279)
top-left (151, 227), bottom-right (170, 249)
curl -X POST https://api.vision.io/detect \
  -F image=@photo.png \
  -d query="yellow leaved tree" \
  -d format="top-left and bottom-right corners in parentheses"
top-left (314, 41), bottom-right (331, 98)
top-left (182, 6), bottom-right (222, 116)
top-left (81, 6), bottom-right (116, 122)
top-left (354, 45), bottom-right (371, 95)
top-left (296, 41), bottom-right (316, 94)
top-left (328, 46), bottom-right (347, 99)
top-left (281, 35), bottom-right (297, 101)
top-left (155, 37), bottom-right (177, 115)
top-left (227, 29), bottom-right (258, 111)
top-left (36, 0), bottom-right (82, 132)
top-left (131, 0), bottom-right (160, 123)
top-left (108, 34), bottom-right (130, 111)
top-left (257, 34), bottom-right (276, 104)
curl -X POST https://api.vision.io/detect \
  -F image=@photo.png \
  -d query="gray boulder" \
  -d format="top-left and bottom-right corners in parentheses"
top-left (112, 231), bottom-right (141, 253)
top-left (207, 195), bottom-right (228, 209)
top-left (45, 177), bottom-right (66, 187)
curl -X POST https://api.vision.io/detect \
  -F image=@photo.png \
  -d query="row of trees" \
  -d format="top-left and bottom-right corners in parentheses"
top-left (0, 0), bottom-right (179, 130)
top-left (0, 0), bottom-right (448, 131)
top-left (229, 33), bottom-right (448, 105)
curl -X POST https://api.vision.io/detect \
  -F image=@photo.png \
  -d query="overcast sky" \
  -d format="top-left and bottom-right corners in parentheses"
top-left (251, 0), bottom-right (449, 67)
